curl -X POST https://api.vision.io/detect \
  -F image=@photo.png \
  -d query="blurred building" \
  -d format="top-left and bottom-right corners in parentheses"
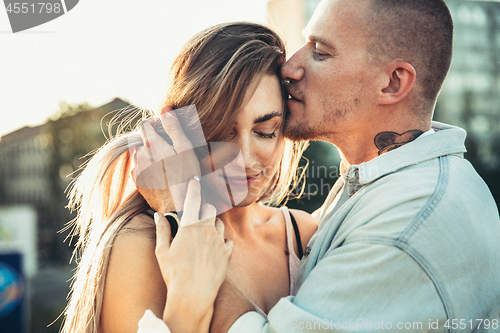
top-left (436, 0), bottom-right (500, 170)
top-left (436, 0), bottom-right (500, 207)
top-left (0, 98), bottom-right (141, 266)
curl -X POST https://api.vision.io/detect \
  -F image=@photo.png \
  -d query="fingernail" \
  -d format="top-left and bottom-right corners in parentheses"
top-left (154, 212), bottom-right (159, 224)
top-left (193, 175), bottom-right (200, 182)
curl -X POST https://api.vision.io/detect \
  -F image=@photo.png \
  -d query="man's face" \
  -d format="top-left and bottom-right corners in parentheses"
top-left (282, 0), bottom-right (380, 142)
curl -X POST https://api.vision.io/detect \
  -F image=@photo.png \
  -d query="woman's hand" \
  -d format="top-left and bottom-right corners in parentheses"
top-left (132, 106), bottom-right (201, 213)
top-left (154, 177), bottom-right (233, 333)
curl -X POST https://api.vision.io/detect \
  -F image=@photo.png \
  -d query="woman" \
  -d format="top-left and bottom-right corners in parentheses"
top-left (61, 22), bottom-right (317, 333)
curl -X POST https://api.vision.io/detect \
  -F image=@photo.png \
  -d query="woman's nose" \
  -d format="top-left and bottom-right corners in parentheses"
top-left (281, 47), bottom-right (305, 82)
top-left (235, 139), bottom-right (260, 172)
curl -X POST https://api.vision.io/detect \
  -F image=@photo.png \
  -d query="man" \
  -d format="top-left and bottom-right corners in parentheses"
top-left (208, 0), bottom-right (500, 331)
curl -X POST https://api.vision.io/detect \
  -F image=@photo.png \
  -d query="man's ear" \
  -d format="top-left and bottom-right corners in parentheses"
top-left (377, 61), bottom-right (416, 105)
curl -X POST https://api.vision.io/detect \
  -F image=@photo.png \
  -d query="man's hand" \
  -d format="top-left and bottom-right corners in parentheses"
top-left (210, 278), bottom-right (256, 333)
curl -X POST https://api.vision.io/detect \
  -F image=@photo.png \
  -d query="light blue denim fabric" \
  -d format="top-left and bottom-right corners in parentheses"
top-left (228, 122), bottom-right (500, 332)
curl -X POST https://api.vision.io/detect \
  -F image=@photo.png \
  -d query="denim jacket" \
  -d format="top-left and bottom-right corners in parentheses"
top-left (229, 122), bottom-right (500, 332)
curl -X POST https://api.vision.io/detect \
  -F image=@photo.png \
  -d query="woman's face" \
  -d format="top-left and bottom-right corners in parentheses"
top-left (200, 74), bottom-right (285, 210)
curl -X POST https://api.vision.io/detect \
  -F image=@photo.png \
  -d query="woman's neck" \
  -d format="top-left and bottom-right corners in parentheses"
top-left (217, 202), bottom-right (268, 241)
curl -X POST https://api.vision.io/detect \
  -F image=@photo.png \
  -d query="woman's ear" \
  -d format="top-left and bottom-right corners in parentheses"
top-left (377, 61), bottom-right (416, 105)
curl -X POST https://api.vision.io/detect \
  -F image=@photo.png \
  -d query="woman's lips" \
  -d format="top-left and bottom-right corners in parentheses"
top-left (222, 174), bottom-right (260, 188)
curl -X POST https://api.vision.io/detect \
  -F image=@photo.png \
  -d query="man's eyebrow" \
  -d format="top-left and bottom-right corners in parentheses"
top-left (254, 111), bottom-right (282, 124)
top-left (309, 35), bottom-right (336, 51)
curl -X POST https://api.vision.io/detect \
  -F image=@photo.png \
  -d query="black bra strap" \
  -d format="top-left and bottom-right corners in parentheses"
top-left (143, 209), bottom-right (178, 237)
top-left (289, 212), bottom-right (303, 259)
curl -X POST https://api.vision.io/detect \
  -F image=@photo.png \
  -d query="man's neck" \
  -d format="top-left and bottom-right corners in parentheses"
top-left (336, 121), bottom-right (432, 167)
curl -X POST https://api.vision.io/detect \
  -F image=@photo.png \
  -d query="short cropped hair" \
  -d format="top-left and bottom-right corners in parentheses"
top-left (365, 0), bottom-right (454, 103)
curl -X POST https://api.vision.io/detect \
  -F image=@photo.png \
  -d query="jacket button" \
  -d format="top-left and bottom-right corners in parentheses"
top-left (304, 247), bottom-right (311, 257)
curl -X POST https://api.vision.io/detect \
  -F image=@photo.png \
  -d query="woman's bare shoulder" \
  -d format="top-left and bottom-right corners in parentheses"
top-left (288, 208), bottom-right (318, 251)
top-left (258, 205), bottom-right (318, 234)
top-left (100, 213), bottom-right (166, 333)
top-left (122, 212), bottom-right (156, 232)
top-left (288, 209), bottom-right (318, 227)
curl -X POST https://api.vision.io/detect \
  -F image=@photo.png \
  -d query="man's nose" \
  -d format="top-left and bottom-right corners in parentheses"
top-left (281, 48), bottom-right (305, 82)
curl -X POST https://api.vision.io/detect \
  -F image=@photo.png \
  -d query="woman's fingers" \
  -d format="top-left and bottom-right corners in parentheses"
top-left (215, 218), bottom-right (225, 236)
top-left (138, 120), bottom-right (176, 162)
top-left (133, 117), bottom-right (177, 191)
top-left (160, 108), bottom-right (194, 153)
top-left (200, 203), bottom-right (217, 223)
top-left (180, 177), bottom-right (202, 226)
top-left (154, 212), bottom-right (172, 253)
top-left (137, 118), bottom-right (156, 147)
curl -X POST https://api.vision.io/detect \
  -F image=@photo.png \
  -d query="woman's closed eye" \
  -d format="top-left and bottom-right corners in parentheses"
top-left (254, 120), bottom-right (281, 140)
top-left (255, 131), bottom-right (276, 139)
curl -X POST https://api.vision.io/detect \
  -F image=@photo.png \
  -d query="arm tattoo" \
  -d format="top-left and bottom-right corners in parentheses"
top-left (374, 130), bottom-right (423, 155)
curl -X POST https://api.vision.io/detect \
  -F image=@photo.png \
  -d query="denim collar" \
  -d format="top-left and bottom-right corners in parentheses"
top-left (344, 122), bottom-right (467, 186)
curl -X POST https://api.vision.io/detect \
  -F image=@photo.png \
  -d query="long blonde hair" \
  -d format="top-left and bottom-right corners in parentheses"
top-left (61, 22), bottom-right (308, 333)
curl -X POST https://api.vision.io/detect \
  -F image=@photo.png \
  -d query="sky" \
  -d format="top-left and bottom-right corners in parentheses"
top-left (0, 0), bottom-right (270, 137)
